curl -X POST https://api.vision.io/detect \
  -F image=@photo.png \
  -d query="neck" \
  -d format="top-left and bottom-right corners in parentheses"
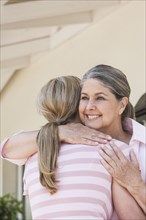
top-left (99, 124), bottom-right (132, 144)
top-left (113, 131), bottom-right (131, 144)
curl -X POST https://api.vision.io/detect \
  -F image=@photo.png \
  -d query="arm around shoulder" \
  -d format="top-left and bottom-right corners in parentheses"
top-left (1, 130), bottom-right (38, 160)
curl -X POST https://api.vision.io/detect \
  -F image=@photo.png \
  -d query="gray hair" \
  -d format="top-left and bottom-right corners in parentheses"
top-left (81, 64), bottom-right (135, 123)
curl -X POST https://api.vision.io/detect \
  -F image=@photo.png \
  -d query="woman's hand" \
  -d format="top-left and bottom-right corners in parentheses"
top-left (99, 141), bottom-right (146, 214)
top-left (99, 141), bottom-right (142, 188)
top-left (58, 123), bottom-right (112, 145)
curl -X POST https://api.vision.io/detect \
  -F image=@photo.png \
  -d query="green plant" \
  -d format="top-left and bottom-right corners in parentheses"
top-left (0, 193), bottom-right (23, 220)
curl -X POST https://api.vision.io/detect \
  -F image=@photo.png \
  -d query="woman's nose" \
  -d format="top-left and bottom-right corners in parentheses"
top-left (86, 100), bottom-right (96, 110)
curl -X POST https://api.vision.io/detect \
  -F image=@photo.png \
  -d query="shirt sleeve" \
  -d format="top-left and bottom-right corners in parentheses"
top-left (0, 136), bottom-right (27, 166)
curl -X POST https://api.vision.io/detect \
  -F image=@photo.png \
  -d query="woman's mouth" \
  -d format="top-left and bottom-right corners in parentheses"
top-left (86, 115), bottom-right (100, 120)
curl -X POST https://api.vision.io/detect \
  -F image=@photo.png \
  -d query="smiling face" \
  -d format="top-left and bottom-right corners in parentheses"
top-left (79, 78), bottom-right (127, 135)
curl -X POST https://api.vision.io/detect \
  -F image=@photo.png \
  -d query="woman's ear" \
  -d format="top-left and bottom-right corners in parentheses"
top-left (119, 97), bottom-right (128, 115)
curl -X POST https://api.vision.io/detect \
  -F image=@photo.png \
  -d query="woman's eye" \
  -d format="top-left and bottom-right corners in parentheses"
top-left (96, 96), bottom-right (105, 100)
top-left (80, 96), bottom-right (88, 100)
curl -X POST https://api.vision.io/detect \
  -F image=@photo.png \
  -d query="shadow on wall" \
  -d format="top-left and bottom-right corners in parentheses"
top-left (135, 93), bottom-right (146, 126)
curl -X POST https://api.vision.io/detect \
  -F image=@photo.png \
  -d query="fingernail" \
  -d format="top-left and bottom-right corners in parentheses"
top-left (102, 140), bottom-right (108, 143)
top-left (107, 135), bottom-right (112, 140)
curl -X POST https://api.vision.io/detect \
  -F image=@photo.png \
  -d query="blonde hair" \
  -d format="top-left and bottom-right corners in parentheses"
top-left (36, 76), bottom-right (81, 194)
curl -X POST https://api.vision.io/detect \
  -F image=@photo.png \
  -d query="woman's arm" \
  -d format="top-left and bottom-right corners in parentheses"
top-left (59, 123), bottom-right (111, 145)
top-left (1, 123), bottom-right (112, 160)
top-left (1, 130), bottom-right (39, 159)
top-left (99, 142), bottom-right (146, 214)
top-left (112, 181), bottom-right (146, 219)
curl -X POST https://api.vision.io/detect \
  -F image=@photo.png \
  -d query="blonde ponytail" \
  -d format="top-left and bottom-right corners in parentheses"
top-left (36, 76), bottom-right (81, 194)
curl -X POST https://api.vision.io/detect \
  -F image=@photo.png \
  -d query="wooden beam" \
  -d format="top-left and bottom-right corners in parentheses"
top-left (1, 56), bottom-right (30, 69)
top-left (1, 36), bottom-right (51, 61)
top-left (1, 56), bottom-right (30, 91)
top-left (1, 27), bottom-right (58, 46)
top-left (6, 0), bottom-right (34, 4)
top-left (0, 69), bottom-right (16, 91)
top-left (1, 11), bottom-right (93, 30)
top-left (1, 23), bottom-right (90, 61)
top-left (1, 0), bottom-right (119, 26)
top-left (49, 23), bottom-right (90, 49)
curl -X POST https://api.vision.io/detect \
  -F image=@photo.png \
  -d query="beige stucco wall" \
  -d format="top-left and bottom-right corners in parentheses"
top-left (0, 1), bottom-right (145, 196)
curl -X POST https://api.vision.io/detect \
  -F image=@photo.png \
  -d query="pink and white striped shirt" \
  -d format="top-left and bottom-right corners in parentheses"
top-left (1, 118), bottom-right (146, 219)
top-left (24, 144), bottom-right (113, 219)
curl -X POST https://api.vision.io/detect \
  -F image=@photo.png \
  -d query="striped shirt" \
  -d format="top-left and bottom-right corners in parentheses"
top-left (23, 144), bottom-right (113, 219)
top-left (1, 118), bottom-right (146, 219)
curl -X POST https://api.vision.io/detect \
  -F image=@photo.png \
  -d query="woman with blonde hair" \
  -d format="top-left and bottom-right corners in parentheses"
top-left (13, 75), bottom-right (113, 219)
top-left (37, 75), bottom-right (81, 194)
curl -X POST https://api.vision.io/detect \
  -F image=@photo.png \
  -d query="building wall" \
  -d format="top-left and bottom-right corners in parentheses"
top-left (0, 0), bottom-right (145, 198)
